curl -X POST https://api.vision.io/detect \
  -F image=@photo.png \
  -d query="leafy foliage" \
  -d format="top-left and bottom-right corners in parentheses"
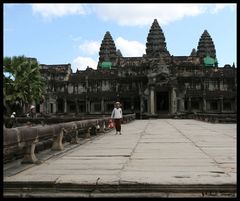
top-left (3, 55), bottom-right (46, 113)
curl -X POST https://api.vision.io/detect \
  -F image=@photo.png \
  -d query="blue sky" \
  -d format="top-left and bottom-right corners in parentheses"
top-left (4, 3), bottom-right (236, 73)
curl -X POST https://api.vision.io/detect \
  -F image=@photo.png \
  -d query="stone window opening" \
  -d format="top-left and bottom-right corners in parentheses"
top-left (223, 101), bottom-right (232, 111)
top-left (68, 102), bottom-right (76, 113)
top-left (93, 103), bottom-right (101, 112)
top-left (106, 103), bottom-right (113, 112)
top-left (57, 99), bottom-right (64, 113)
top-left (50, 103), bottom-right (53, 113)
top-left (191, 99), bottom-right (200, 110)
top-left (210, 101), bottom-right (218, 111)
top-left (78, 101), bottom-right (86, 113)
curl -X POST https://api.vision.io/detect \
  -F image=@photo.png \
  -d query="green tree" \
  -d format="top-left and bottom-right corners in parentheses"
top-left (3, 55), bottom-right (46, 115)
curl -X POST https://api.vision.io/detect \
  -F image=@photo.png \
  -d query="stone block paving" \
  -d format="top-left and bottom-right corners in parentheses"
top-left (4, 119), bottom-right (236, 190)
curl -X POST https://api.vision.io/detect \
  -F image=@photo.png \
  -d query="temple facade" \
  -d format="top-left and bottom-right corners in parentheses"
top-left (38, 19), bottom-right (237, 118)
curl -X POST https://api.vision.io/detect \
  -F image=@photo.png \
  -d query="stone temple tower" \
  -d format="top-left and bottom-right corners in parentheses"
top-left (146, 19), bottom-right (170, 58)
top-left (197, 30), bottom-right (216, 59)
top-left (98, 31), bottom-right (117, 69)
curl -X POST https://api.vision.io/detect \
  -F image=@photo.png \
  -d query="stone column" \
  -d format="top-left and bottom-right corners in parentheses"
top-left (64, 98), bottom-right (67, 113)
top-left (171, 88), bottom-right (177, 114)
top-left (179, 98), bottom-right (185, 112)
top-left (101, 98), bottom-right (104, 114)
top-left (220, 97), bottom-right (223, 113)
top-left (203, 97), bottom-right (207, 112)
top-left (150, 86), bottom-right (155, 115)
top-left (86, 100), bottom-right (89, 113)
top-left (188, 97), bottom-right (191, 112)
top-left (140, 96), bottom-right (143, 119)
top-left (53, 103), bottom-right (57, 114)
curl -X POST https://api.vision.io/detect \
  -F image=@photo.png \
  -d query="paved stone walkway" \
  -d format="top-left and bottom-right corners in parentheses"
top-left (4, 119), bottom-right (236, 197)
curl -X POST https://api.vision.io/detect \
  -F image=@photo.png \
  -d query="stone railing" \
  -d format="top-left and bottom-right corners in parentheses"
top-left (4, 115), bottom-right (105, 128)
top-left (3, 114), bottom-right (136, 164)
top-left (4, 113), bottom-right (137, 128)
top-left (175, 112), bottom-right (236, 123)
top-left (192, 113), bottom-right (236, 123)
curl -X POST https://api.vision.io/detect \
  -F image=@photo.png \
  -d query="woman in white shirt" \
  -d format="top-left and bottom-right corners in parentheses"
top-left (111, 102), bottom-right (122, 135)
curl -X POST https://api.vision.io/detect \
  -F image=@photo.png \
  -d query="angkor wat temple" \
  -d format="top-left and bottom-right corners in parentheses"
top-left (39, 19), bottom-right (237, 118)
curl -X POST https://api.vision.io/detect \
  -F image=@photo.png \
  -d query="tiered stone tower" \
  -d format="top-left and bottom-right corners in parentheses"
top-left (197, 30), bottom-right (216, 59)
top-left (98, 31), bottom-right (117, 69)
top-left (146, 19), bottom-right (170, 58)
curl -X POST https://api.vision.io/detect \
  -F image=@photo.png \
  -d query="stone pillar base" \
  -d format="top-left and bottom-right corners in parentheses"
top-left (52, 129), bottom-right (64, 151)
top-left (21, 139), bottom-right (39, 164)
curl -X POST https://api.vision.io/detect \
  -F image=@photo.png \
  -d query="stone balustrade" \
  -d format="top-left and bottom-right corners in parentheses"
top-left (192, 113), bottom-right (236, 123)
top-left (174, 112), bottom-right (236, 123)
top-left (3, 114), bottom-right (136, 164)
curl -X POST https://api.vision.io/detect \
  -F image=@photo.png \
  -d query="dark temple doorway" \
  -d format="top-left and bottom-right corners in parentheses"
top-left (156, 91), bottom-right (169, 113)
top-left (57, 98), bottom-right (64, 113)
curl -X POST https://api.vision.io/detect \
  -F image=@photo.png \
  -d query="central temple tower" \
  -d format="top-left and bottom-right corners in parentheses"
top-left (146, 19), bottom-right (171, 58)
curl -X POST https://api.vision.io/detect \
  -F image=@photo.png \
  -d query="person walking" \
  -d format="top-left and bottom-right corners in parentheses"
top-left (9, 112), bottom-right (16, 128)
top-left (111, 102), bottom-right (123, 135)
top-left (27, 105), bottom-right (35, 118)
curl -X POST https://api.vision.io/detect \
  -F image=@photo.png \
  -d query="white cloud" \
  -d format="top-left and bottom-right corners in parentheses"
top-left (72, 56), bottom-right (97, 72)
top-left (31, 4), bottom-right (235, 25)
top-left (115, 37), bottom-right (145, 57)
top-left (93, 4), bottom-right (234, 26)
top-left (94, 4), bottom-right (206, 26)
top-left (211, 4), bottom-right (236, 14)
top-left (32, 4), bottom-right (90, 20)
top-left (79, 41), bottom-right (100, 56)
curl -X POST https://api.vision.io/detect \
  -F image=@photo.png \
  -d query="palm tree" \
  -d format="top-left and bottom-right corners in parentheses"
top-left (3, 55), bottom-right (46, 115)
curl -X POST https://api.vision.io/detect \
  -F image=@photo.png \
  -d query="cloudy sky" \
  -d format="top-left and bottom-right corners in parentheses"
top-left (4, 3), bottom-right (236, 72)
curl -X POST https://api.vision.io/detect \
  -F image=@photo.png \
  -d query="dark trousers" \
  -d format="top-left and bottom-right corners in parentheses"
top-left (114, 119), bottom-right (121, 132)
